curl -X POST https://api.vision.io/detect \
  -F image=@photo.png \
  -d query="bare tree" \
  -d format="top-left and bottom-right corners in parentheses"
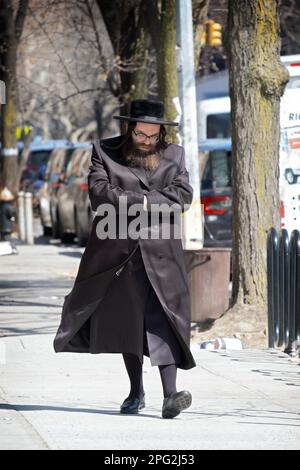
top-left (99, 0), bottom-right (156, 116)
top-left (17, 0), bottom-right (121, 141)
top-left (16, 0), bottom-right (214, 147)
top-left (17, 0), bottom-right (158, 141)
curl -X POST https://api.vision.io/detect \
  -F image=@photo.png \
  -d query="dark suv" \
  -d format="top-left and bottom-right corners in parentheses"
top-left (199, 139), bottom-right (232, 247)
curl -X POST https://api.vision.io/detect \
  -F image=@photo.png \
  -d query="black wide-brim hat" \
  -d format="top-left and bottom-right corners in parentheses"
top-left (113, 99), bottom-right (179, 126)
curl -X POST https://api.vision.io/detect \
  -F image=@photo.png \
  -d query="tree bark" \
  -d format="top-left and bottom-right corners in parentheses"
top-left (101, 0), bottom-right (179, 141)
top-left (0, 0), bottom-right (28, 194)
top-left (99, 0), bottom-right (150, 106)
top-left (227, 0), bottom-right (289, 310)
top-left (118, 1), bottom-right (150, 107)
top-left (146, 0), bottom-right (178, 142)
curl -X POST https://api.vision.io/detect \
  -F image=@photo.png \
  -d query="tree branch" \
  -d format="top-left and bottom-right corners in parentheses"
top-left (15, 0), bottom-right (29, 42)
top-left (28, 4), bottom-right (80, 93)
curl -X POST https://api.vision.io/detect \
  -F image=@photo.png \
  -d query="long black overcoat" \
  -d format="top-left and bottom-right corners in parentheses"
top-left (53, 135), bottom-right (196, 370)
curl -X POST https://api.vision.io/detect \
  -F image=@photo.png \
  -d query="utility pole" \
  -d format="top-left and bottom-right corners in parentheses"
top-left (176, 0), bottom-right (202, 250)
top-left (0, 80), bottom-right (5, 105)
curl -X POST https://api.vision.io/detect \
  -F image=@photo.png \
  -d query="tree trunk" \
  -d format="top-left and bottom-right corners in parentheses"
top-left (227, 0), bottom-right (289, 311)
top-left (118, 2), bottom-right (151, 108)
top-left (154, 0), bottom-right (178, 142)
top-left (101, 0), bottom-right (179, 141)
top-left (0, 0), bottom-right (28, 195)
top-left (1, 46), bottom-right (18, 193)
top-left (128, 27), bottom-right (150, 101)
top-left (98, 0), bottom-right (150, 118)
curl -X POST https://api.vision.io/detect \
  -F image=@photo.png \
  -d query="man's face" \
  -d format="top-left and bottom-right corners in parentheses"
top-left (121, 121), bottom-right (162, 171)
top-left (131, 122), bottom-right (161, 151)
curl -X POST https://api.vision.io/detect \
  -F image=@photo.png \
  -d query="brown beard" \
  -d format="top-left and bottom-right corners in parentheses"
top-left (121, 138), bottom-right (162, 171)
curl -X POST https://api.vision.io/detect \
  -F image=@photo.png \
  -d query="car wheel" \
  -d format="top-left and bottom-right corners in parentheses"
top-left (43, 226), bottom-right (52, 237)
top-left (75, 211), bottom-right (87, 247)
top-left (61, 232), bottom-right (75, 243)
top-left (51, 208), bottom-right (60, 239)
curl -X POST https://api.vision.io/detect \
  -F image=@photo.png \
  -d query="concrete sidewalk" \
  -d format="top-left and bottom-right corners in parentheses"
top-left (0, 242), bottom-right (300, 450)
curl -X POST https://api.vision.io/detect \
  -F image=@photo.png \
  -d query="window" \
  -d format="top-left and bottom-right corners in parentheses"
top-left (80, 149), bottom-right (92, 174)
top-left (207, 113), bottom-right (231, 138)
top-left (66, 149), bottom-right (86, 178)
top-left (28, 150), bottom-right (52, 167)
top-left (202, 150), bottom-right (232, 189)
top-left (286, 77), bottom-right (300, 89)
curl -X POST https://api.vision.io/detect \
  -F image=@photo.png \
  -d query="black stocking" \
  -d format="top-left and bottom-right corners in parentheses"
top-left (122, 353), bottom-right (144, 399)
top-left (158, 363), bottom-right (177, 398)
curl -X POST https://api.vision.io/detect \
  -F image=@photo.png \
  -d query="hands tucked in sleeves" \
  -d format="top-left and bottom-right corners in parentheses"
top-left (145, 148), bottom-right (193, 213)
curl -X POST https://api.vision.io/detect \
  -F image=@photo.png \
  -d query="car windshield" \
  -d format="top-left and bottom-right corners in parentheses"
top-left (64, 148), bottom-right (76, 171)
top-left (28, 150), bottom-right (52, 167)
top-left (286, 76), bottom-right (300, 89)
top-left (202, 150), bottom-right (232, 190)
top-left (207, 113), bottom-right (231, 139)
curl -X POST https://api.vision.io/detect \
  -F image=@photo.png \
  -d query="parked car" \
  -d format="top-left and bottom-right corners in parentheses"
top-left (199, 139), bottom-right (232, 247)
top-left (56, 144), bottom-right (92, 243)
top-left (73, 147), bottom-right (95, 246)
top-left (20, 137), bottom-right (69, 213)
top-left (37, 143), bottom-right (75, 236)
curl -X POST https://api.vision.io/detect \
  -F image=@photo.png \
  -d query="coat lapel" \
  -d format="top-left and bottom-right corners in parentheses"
top-left (126, 166), bottom-right (150, 190)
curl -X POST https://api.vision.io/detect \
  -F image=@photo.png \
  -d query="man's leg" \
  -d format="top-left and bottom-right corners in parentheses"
top-left (120, 353), bottom-right (145, 414)
top-left (158, 363), bottom-right (177, 398)
top-left (159, 363), bottom-right (192, 419)
top-left (122, 352), bottom-right (144, 399)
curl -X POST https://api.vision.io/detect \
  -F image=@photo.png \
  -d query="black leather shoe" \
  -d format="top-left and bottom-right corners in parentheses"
top-left (162, 390), bottom-right (192, 419)
top-left (120, 395), bottom-right (145, 414)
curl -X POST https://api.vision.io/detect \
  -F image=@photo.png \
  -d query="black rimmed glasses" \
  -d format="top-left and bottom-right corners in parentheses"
top-left (132, 129), bottom-right (160, 143)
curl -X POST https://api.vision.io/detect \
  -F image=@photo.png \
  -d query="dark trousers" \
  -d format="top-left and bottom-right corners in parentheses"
top-left (128, 245), bottom-right (184, 366)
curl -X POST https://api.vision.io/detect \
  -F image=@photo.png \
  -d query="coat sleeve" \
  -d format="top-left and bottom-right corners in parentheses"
top-left (145, 147), bottom-right (193, 213)
top-left (88, 143), bottom-right (144, 212)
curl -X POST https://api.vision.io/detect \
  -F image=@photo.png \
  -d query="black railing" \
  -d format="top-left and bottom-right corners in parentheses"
top-left (267, 228), bottom-right (300, 356)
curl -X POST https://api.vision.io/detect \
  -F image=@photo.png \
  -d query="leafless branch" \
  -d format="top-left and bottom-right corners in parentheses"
top-left (15, 0), bottom-right (29, 42)
top-left (28, 4), bottom-right (80, 93)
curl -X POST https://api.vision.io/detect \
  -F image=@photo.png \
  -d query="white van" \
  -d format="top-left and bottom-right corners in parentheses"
top-left (197, 96), bottom-right (231, 141)
top-left (196, 55), bottom-right (300, 234)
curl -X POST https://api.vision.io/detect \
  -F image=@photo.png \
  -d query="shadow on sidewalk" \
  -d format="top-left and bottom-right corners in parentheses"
top-left (0, 403), bottom-right (300, 425)
top-left (0, 403), bottom-right (161, 419)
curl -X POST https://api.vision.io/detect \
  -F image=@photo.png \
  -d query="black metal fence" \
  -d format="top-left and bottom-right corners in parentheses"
top-left (267, 228), bottom-right (300, 356)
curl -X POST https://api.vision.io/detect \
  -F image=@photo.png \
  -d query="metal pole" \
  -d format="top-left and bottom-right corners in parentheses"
top-left (176, 0), bottom-right (203, 250)
top-left (287, 229), bottom-right (298, 357)
top-left (17, 191), bottom-right (26, 242)
top-left (267, 228), bottom-right (277, 348)
top-left (295, 230), bottom-right (300, 355)
top-left (0, 79), bottom-right (5, 104)
top-left (24, 192), bottom-right (34, 245)
top-left (279, 229), bottom-right (290, 351)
